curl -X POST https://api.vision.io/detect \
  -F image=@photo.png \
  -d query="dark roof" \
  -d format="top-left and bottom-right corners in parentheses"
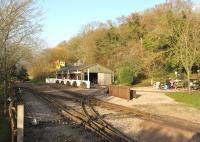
top-left (57, 64), bottom-right (113, 74)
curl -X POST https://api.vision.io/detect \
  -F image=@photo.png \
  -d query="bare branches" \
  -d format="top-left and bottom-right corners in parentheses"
top-left (0, 0), bottom-right (42, 82)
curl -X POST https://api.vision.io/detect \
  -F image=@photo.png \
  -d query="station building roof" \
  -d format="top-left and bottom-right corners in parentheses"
top-left (56, 64), bottom-right (113, 74)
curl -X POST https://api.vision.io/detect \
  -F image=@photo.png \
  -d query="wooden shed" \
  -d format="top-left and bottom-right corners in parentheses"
top-left (56, 64), bottom-right (114, 86)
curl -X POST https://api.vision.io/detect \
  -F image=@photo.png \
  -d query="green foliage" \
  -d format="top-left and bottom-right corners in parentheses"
top-left (132, 78), bottom-right (151, 87)
top-left (117, 66), bottom-right (136, 84)
top-left (72, 81), bottom-right (77, 87)
top-left (80, 82), bottom-right (87, 88)
top-left (15, 66), bottom-right (29, 82)
top-left (66, 81), bottom-right (71, 86)
top-left (166, 92), bottom-right (200, 108)
top-left (29, 79), bottom-right (45, 84)
top-left (29, 0), bottom-right (200, 85)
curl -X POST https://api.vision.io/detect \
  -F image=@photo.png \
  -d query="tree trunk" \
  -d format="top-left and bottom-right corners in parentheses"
top-left (187, 70), bottom-right (191, 94)
top-left (3, 80), bottom-right (7, 115)
top-left (151, 77), bottom-right (154, 86)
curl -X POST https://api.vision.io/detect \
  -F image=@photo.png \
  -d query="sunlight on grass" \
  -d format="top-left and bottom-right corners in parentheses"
top-left (166, 92), bottom-right (200, 108)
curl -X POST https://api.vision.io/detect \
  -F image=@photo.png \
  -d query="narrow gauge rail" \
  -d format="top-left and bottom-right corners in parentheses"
top-left (23, 87), bottom-right (135, 142)
top-left (46, 84), bottom-right (200, 133)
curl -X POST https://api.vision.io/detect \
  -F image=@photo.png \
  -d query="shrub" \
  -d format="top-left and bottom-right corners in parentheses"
top-left (56, 80), bottom-right (59, 84)
top-left (61, 81), bottom-right (64, 85)
top-left (66, 81), bottom-right (71, 86)
top-left (117, 66), bottom-right (136, 84)
top-left (80, 82), bottom-right (87, 88)
top-left (72, 81), bottom-right (77, 87)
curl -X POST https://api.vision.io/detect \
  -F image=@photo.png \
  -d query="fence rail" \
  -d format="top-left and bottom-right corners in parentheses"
top-left (9, 100), bottom-right (17, 142)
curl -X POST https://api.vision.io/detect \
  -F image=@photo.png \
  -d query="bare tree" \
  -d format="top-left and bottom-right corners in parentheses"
top-left (0, 0), bottom-right (41, 113)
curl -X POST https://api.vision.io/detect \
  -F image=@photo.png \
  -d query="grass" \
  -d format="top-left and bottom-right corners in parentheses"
top-left (133, 77), bottom-right (165, 87)
top-left (166, 92), bottom-right (200, 108)
top-left (133, 78), bottom-right (151, 87)
top-left (29, 78), bottom-right (45, 84)
top-left (0, 90), bottom-right (11, 142)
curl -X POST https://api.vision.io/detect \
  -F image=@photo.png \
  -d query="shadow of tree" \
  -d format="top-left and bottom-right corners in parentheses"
top-left (135, 126), bottom-right (192, 142)
top-left (188, 132), bottom-right (200, 142)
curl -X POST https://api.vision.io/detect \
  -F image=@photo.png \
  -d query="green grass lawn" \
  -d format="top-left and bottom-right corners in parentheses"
top-left (29, 78), bottom-right (45, 84)
top-left (166, 92), bottom-right (200, 108)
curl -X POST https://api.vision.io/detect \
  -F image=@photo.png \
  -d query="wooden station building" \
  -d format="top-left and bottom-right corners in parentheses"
top-left (46, 64), bottom-right (114, 88)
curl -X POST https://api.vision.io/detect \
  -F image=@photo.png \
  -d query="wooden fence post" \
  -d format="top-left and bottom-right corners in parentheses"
top-left (17, 105), bottom-right (24, 142)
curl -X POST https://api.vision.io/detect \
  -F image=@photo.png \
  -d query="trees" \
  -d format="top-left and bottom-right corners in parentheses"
top-left (117, 66), bottom-right (135, 84)
top-left (28, 0), bottom-right (200, 91)
top-left (0, 0), bottom-right (41, 112)
top-left (17, 66), bottom-right (29, 82)
top-left (174, 14), bottom-right (200, 93)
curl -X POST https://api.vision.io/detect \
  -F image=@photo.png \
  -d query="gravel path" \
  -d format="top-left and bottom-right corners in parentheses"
top-left (19, 84), bottom-right (200, 142)
top-left (21, 89), bottom-right (106, 142)
top-left (22, 90), bottom-right (61, 122)
top-left (95, 106), bottom-right (195, 142)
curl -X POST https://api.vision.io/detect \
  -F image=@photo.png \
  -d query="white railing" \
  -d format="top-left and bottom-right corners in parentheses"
top-left (45, 78), bottom-right (90, 88)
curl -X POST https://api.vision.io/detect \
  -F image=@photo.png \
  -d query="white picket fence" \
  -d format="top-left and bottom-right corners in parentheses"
top-left (45, 78), bottom-right (90, 88)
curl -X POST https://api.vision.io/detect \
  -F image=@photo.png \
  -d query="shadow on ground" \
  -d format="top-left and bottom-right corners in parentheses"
top-left (136, 126), bottom-right (198, 142)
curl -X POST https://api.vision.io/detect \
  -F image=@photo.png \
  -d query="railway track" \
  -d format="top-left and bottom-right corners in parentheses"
top-left (46, 85), bottom-right (200, 133)
top-left (23, 87), bottom-right (135, 142)
top-left (19, 84), bottom-right (200, 141)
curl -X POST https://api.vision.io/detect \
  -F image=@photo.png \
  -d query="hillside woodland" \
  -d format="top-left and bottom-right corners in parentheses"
top-left (29, 0), bottom-right (200, 86)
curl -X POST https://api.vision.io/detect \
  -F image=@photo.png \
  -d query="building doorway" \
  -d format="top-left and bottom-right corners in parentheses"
top-left (84, 73), bottom-right (98, 84)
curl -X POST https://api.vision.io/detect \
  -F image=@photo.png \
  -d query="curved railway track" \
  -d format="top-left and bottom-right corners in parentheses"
top-left (23, 87), bottom-right (134, 142)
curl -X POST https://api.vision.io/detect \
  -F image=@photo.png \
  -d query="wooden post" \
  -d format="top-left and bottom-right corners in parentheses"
top-left (87, 69), bottom-right (90, 81)
top-left (76, 70), bottom-right (79, 80)
top-left (61, 71), bottom-right (64, 79)
top-left (67, 70), bottom-right (69, 79)
top-left (112, 72), bottom-right (115, 83)
top-left (81, 72), bottom-right (83, 81)
top-left (17, 105), bottom-right (24, 142)
top-left (87, 69), bottom-right (90, 88)
top-left (9, 101), bottom-right (15, 142)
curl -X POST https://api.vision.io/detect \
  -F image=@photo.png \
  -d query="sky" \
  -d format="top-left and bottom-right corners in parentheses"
top-left (39, 0), bottom-right (199, 48)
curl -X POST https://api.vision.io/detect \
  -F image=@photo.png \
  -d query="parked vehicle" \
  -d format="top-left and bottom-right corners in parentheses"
top-left (190, 81), bottom-right (200, 90)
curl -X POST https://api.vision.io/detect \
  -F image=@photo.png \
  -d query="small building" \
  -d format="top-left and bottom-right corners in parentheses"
top-left (46, 64), bottom-right (114, 88)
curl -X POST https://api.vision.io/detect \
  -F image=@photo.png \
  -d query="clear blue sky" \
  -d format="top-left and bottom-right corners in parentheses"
top-left (39, 0), bottom-right (198, 47)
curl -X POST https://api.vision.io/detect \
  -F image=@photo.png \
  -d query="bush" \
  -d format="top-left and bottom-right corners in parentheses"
top-left (56, 80), bottom-right (59, 84)
top-left (80, 82), bottom-right (87, 88)
top-left (72, 81), bottom-right (77, 87)
top-left (61, 81), bottom-right (64, 85)
top-left (66, 81), bottom-right (71, 86)
top-left (117, 66), bottom-right (136, 84)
